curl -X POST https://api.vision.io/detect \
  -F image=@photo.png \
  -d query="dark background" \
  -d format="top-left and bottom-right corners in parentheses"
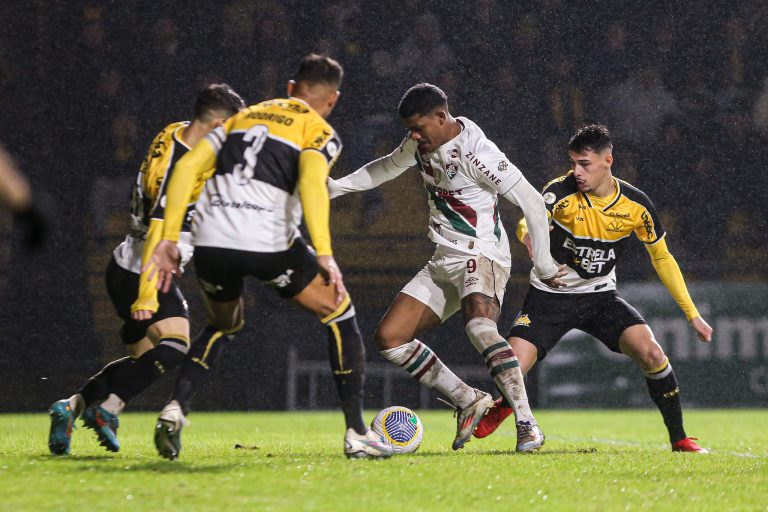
top-left (1, 1), bottom-right (766, 412)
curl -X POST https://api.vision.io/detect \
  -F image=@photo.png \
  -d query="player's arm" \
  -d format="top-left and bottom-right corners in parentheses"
top-left (299, 150), bottom-right (333, 257)
top-left (327, 138), bottom-right (417, 198)
top-left (0, 145), bottom-right (45, 248)
top-left (645, 237), bottom-right (712, 341)
top-left (299, 149), bottom-right (347, 304)
top-left (161, 139), bottom-right (216, 241)
top-left (144, 135), bottom-right (219, 292)
top-left (131, 217), bottom-right (163, 319)
top-left (502, 178), bottom-right (562, 284)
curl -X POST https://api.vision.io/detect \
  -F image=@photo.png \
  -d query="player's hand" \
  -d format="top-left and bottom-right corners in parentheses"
top-left (317, 254), bottom-right (347, 305)
top-left (142, 239), bottom-right (181, 293)
top-left (130, 296), bottom-right (159, 321)
top-left (540, 264), bottom-right (568, 289)
top-left (131, 309), bottom-right (155, 321)
top-left (690, 316), bottom-right (713, 342)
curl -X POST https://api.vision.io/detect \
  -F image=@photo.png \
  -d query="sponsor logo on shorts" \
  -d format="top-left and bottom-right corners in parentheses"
top-left (513, 313), bottom-right (531, 327)
top-left (269, 269), bottom-right (294, 288)
top-left (199, 279), bottom-right (224, 295)
top-left (464, 276), bottom-right (479, 288)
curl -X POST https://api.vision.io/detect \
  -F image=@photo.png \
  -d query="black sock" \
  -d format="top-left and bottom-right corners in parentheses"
top-left (109, 337), bottom-right (189, 404)
top-left (171, 325), bottom-right (235, 415)
top-left (78, 356), bottom-right (134, 407)
top-left (645, 360), bottom-right (686, 443)
top-left (324, 301), bottom-right (367, 435)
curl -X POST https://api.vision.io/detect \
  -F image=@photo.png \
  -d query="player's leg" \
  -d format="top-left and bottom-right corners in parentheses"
top-left (474, 287), bottom-right (573, 441)
top-left (618, 325), bottom-right (707, 452)
top-left (49, 258), bottom-right (154, 454)
top-left (459, 255), bottom-right (543, 452)
top-left (155, 247), bottom-right (245, 460)
top-left (285, 240), bottom-right (391, 459)
top-left (375, 260), bottom-right (489, 426)
top-left (98, 317), bottom-right (190, 416)
top-left (593, 292), bottom-right (707, 453)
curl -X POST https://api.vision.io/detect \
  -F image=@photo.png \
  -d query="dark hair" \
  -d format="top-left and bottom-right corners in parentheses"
top-left (568, 124), bottom-right (613, 153)
top-left (193, 83), bottom-right (245, 122)
top-left (398, 83), bottom-right (448, 118)
top-left (294, 53), bottom-right (343, 87)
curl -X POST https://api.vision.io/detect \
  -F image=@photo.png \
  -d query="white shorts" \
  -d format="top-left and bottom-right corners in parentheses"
top-left (401, 245), bottom-right (511, 322)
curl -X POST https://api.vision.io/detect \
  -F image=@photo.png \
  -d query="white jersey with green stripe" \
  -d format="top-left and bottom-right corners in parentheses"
top-left (414, 117), bottom-right (522, 266)
top-left (330, 117), bottom-right (524, 266)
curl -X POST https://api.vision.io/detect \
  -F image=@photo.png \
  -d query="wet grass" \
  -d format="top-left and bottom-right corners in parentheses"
top-left (1, 409), bottom-right (766, 511)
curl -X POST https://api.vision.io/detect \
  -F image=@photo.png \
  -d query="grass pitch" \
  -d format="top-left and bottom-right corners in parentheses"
top-left (1, 409), bottom-right (766, 511)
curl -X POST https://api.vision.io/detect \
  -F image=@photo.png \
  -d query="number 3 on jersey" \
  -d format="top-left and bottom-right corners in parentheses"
top-left (233, 125), bottom-right (269, 185)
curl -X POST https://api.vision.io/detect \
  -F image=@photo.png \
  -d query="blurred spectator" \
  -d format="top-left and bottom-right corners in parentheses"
top-left (599, 63), bottom-right (680, 147)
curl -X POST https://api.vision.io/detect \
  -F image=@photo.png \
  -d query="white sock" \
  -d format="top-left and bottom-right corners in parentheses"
top-left (68, 394), bottom-right (85, 418)
top-left (160, 400), bottom-right (187, 426)
top-left (100, 393), bottom-right (125, 415)
top-left (380, 339), bottom-right (477, 408)
top-left (465, 318), bottom-right (535, 424)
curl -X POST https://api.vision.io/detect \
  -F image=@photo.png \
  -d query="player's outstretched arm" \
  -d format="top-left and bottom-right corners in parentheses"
top-left (645, 238), bottom-right (713, 342)
top-left (503, 177), bottom-right (565, 287)
top-left (328, 139), bottom-right (417, 199)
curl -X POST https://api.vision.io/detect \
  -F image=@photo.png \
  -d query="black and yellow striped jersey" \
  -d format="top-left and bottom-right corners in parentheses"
top-left (530, 171), bottom-right (665, 293)
top-left (190, 97), bottom-right (343, 253)
top-left (114, 121), bottom-right (205, 274)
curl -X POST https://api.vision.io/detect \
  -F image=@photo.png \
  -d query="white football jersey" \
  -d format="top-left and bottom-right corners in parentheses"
top-left (191, 98), bottom-right (342, 253)
top-left (399, 117), bottom-right (522, 266)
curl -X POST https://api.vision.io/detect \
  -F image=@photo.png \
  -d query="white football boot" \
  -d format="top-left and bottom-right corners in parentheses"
top-left (344, 428), bottom-right (394, 459)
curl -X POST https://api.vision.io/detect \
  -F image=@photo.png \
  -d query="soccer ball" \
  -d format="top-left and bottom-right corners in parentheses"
top-left (371, 406), bottom-right (423, 454)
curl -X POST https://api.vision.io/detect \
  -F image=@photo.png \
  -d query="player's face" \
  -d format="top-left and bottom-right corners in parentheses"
top-left (569, 149), bottom-right (613, 194)
top-left (402, 110), bottom-right (448, 153)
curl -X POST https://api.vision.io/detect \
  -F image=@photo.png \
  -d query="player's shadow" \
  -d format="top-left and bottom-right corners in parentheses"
top-left (39, 455), bottom-right (239, 473)
top-left (408, 447), bottom-right (600, 457)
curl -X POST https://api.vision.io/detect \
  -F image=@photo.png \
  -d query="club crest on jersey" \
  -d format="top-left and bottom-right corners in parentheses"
top-left (445, 161), bottom-right (459, 180)
top-left (513, 313), bottom-right (531, 327)
top-left (543, 192), bottom-right (556, 205)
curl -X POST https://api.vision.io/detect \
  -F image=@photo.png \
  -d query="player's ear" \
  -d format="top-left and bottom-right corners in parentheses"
top-left (286, 80), bottom-right (296, 96)
top-left (328, 90), bottom-right (340, 109)
top-left (604, 152), bottom-right (613, 167)
top-left (434, 109), bottom-right (447, 125)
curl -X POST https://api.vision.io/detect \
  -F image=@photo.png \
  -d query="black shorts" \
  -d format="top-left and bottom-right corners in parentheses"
top-left (507, 286), bottom-right (646, 361)
top-left (105, 256), bottom-right (189, 345)
top-left (193, 237), bottom-right (319, 302)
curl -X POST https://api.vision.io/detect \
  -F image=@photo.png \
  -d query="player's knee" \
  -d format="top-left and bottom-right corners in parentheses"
top-left (374, 323), bottom-right (405, 351)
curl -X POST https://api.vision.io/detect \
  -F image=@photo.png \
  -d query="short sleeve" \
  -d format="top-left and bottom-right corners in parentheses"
top-left (304, 119), bottom-right (343, 170)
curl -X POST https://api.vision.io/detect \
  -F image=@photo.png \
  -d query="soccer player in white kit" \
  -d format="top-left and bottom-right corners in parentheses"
top-left (328, 83), bottom-right (566, 452)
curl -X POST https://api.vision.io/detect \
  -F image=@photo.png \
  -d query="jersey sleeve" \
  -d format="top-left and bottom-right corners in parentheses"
top-left (465, 137), bottom-right (522, 194)
top-left (161, 135), bottom-right (221, 242)
top-left (633, 194), bottom-right (666, 244)
top-left (304, 119), bottom-right (343, 170)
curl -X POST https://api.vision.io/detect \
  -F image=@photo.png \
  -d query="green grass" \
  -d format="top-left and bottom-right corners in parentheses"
top-left (1, 410), bottom-right (766, 511)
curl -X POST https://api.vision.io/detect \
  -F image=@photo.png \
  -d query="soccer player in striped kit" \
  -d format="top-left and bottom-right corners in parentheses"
top-left (474, 124), bottom-right (712, 453)
top-left (328, 83), bottom-right (566, 452)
